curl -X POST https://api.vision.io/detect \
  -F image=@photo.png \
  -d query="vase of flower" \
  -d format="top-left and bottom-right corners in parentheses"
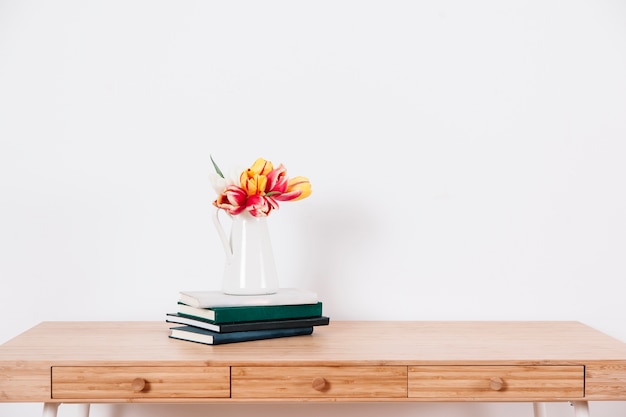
top-left (213, 208), bottom-right (279, 295)
top-left (209, 156), bottom-right (312, 295)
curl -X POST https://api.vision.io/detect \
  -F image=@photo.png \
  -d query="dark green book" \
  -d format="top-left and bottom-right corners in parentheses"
top-left (176, 301), bottom-right (323, 324)
top-left (169, 325), bottom-right (314, 345)
top-left (166, 312), bottom-right (330, 333)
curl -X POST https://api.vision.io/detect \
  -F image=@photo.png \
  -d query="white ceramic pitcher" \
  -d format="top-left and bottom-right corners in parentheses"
top-left (212, 208), bottom-right (279, 295)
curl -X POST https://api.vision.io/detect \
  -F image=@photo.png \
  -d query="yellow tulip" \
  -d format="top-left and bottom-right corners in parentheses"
top-left (278, 176), bottom-right (312, 201)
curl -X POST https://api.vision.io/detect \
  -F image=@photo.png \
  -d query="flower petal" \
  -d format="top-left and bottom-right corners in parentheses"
top-left (213, 185), bottom-right (248, 215)
top-left (241, 173), bottom-right (267, 196)
top-left (249, 158), bottom-right (273, 176)
top-left (209, 172), bottom-right (227, 195)
top-left (275, 176), bottom-right (312, 201)
top-left (266, 164), bottom-right (289, 194)
top-left (246, 195), bottom-right (277, 217)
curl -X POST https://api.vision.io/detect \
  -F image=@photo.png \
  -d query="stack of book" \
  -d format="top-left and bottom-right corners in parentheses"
top-left (166, 288), bottom-right (330, 345)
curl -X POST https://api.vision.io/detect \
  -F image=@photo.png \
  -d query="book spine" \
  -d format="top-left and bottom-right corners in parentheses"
top-left (213, 302), bottom-right (323, 324)
top-left (213, 327), bottom-right (314, 345)
top-left (166, 315), bottom-right (220, 332)
top-left (217, 316), bottom-right (330, 333)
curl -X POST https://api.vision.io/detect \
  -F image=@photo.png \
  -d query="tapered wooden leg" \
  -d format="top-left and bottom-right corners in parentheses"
top-left (533, 402), bottom-right (547, 417)
top-left (571, 401), bottom-right (590, 417)
top-left (42, 403), bottom-right (59, 417)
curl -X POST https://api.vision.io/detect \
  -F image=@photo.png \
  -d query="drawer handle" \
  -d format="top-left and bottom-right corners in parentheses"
top-left (489, 377), bottom-right (504, 391)
top-left (311, 377), bottom-right (327, 391)
top-left (131, 377), bottom-right (147, 392)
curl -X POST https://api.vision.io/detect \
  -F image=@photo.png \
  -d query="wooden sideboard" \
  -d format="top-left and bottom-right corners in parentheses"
top-left (2, 321), bottom-right (626, 417)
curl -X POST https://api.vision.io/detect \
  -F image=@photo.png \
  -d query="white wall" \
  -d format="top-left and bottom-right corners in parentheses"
top-left (1, 1), bottom-right (626, 416)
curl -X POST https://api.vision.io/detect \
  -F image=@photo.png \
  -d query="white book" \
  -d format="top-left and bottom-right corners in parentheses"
top-left (178, 287), bottom-right (319, 308)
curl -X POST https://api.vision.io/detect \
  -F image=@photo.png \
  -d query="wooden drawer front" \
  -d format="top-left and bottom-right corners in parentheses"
top-left (408, 365), bottom-right (584, 400)
top-left (232, 366), bottom-right (407, 398)
top-left (52, 366), bottom-right (230, 399)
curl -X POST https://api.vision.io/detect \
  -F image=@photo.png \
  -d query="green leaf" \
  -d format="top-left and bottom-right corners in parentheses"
top-left (210, 155), bottom-right (225, 179)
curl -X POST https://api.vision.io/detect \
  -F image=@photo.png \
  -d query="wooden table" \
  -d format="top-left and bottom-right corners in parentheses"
top-left (2, 321), bottom-right (626, 417)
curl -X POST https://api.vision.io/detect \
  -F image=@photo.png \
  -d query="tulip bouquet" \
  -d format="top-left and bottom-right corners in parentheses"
top-left (210, 156), bottom-right (312, 217)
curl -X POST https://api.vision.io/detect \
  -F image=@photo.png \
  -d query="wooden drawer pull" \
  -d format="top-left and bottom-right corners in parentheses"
top-left (489, 377), bottom-right (504, 391)
top-left (311, 377), bottom-right (327, 391)
top-left (131, 377), bottom-right (147, 392)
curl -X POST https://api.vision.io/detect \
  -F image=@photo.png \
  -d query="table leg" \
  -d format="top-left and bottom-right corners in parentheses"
top-left (571, 401), bottom-right (590, 417)
top-left (533, 402), bottom-right (547, 417)
top-left (42, 403), bottom-right (59, 417)
top-left (77, 403), bottom-right (91, 417)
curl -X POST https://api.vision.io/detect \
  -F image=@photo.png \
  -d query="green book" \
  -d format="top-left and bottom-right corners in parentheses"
top-left (177, 301), bottom-right (323, 324)
top-left (169, 325), bottom-right (314, 345)
top-left (166, 312), bottom-right (330, 333)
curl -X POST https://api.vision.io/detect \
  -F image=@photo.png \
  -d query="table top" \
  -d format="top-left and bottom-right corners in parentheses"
top-left (3, 320), bottom-right (626, 366)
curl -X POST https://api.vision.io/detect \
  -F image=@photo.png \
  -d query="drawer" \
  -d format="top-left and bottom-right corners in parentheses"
top-left (408, 365), bottom-right (584, 400)
top-left (232, 366), bottom-right (407, 398)
top-left (52, 366), bottom-right (230, 399)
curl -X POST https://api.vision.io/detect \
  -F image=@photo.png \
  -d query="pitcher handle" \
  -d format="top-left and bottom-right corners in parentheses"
top-left (212, 208), bottom-right (233, 262)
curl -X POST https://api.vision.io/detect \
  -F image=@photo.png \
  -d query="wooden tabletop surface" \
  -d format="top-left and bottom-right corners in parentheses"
top-left (3, 320), bottom-right (626, 366)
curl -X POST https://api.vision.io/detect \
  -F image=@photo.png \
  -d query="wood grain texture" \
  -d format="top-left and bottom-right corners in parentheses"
top-left (0, 363), bottom-right (50, 401)
top-left (585, 364), bottom-right (626, 399)
top-left (408, 365), bottom-right (583, 401)
top-left (3, 321), bottom-right (626, 365)
top-left (52, 366), bottom-right (230, 399)
top-left (3, 321), bottom-right (626, 403)
top-left (232, 366), bottom-right (407, 398)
